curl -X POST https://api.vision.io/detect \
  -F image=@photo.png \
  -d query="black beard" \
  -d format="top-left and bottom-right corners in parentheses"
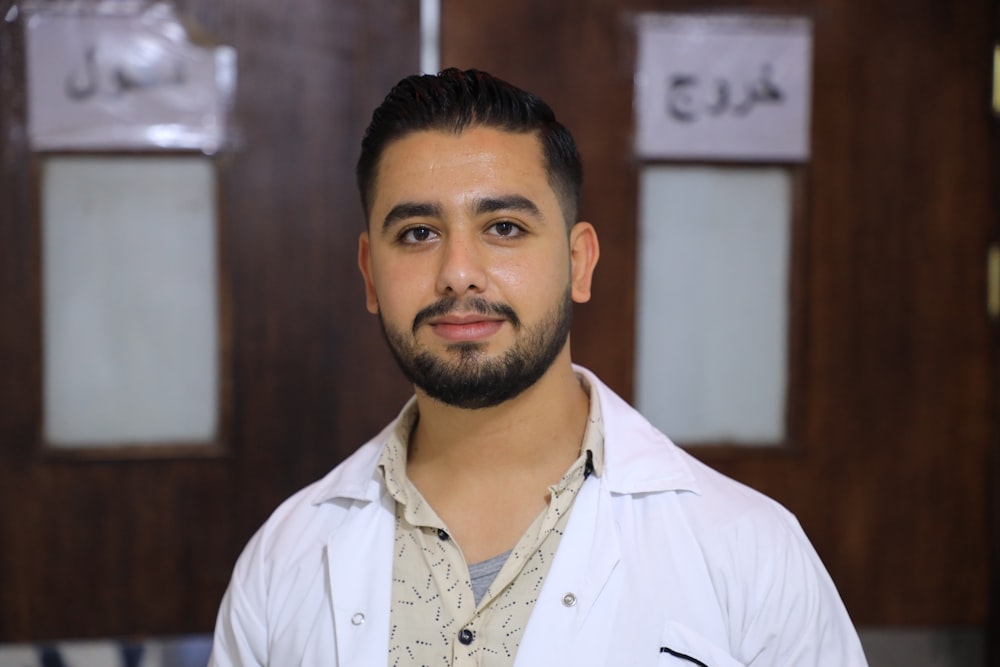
top-left (380, 292), bottom-right (572, 409)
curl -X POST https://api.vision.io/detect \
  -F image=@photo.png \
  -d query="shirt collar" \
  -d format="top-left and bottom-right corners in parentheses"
top-left (576, 371), bottom-right (606, 478)
top-left (376, 398), bottom-right (419, 508)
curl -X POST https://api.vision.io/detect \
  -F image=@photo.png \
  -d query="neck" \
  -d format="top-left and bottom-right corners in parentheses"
top-left (407, 348), bottom-right (588, 472)
top-left (403, 347), bottom-right (590, 563)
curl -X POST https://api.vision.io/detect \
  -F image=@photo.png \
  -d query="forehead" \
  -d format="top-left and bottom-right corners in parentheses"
top-left (372, 127), bottom-right (549, 200)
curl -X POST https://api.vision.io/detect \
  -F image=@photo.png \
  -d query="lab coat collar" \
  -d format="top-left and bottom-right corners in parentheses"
top-left (306, 418), bottom-right (401, 505)
top-left (307, 365), bottom-right (700, 506)
top-left (573, 365), bottom-right (700, 496)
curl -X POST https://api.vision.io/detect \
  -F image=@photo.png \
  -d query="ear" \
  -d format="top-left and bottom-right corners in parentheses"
top-left (568, 222), bottom-right (600, 303)
top-left (357, 232), bottom-right (380, 314)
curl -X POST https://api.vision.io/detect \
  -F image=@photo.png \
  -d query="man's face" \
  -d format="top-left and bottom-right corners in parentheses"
top-left (358, 126), bottom-right (598, 409)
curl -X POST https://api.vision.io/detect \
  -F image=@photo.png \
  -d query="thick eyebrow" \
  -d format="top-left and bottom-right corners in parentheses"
top-left (382, 201), bottom-right (442, 231)
top-left (473, 194), bottom-right (541, 218)
top-left (380, 195), bottom-right (543, 232)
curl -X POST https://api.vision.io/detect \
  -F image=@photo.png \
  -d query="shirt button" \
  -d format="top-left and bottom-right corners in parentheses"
top-left (351, 612), bottom-right (365, 625)
top-left (562, 592), bottom-right (577, 607)
top-left (437, 528), bottom-right (450, 540)
top-left (458, 628), bottom-right (475, 645)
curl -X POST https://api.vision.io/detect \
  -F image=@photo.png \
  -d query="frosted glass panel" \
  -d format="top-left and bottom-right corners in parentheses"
top-left (42, 156), bottom-right (219, 447)
top-left (635, 165), bottom-right (790, 444)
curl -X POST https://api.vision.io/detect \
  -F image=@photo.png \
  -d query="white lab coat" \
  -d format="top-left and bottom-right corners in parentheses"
top-left (210, 367), bottom-right (868, 666)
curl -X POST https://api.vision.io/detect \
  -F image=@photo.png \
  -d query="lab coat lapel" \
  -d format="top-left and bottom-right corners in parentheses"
top-left (515, 474), bottom-right (622, 666)
top-left (325, 490), bottom-right (395, 665)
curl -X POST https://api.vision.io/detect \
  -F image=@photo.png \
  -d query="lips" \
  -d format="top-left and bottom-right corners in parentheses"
top-left (412, 297), bottom-right (521, 337)
top-left (427, 314), bottom-right (506, 342)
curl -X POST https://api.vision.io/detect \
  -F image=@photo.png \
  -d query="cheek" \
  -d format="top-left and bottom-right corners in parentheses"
top-left (493, 251), bottom-right (570, 303)
top-left (374, 280), bottom-right (419, 318)
top-left (370, 263), bottom-right (423, 321)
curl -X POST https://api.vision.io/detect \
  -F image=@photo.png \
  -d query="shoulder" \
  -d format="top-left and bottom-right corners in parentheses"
top-left (595, 404), bottom-right (864, 663)
top-left (580, 366), bottom-right (844, 607)
top-left (578, 365), bottom-right (800, 535)
top-left (231, 424), bottom-right (394, 589)
top-left (605, 440), bottom-right (865, 663)
top-left (210, 430), bottom-right (397, 666)
top-left (676, 449), bottom-right (801, 538)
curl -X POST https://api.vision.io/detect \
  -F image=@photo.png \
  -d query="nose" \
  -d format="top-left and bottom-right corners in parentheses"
top-left (435, 234), bottom-right (487, 297)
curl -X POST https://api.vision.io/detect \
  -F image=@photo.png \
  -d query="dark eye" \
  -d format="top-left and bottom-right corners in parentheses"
top-left (401, 226), bottom-right (436, 243)
top-left (491, 221), bottom-right (522, 237)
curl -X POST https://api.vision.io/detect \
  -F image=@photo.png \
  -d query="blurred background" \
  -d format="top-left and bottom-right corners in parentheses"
top-left (0, 0), bottom-right (997, 665)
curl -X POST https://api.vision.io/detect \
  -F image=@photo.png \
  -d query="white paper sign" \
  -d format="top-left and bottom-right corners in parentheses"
top-left (25, 1), bottom-right (236, 152)
top-left (635, 14), bottom-right (812, 162)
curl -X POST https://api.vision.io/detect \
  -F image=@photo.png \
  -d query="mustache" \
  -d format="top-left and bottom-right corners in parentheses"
top-left (412, 297), bottom-right (521, 333)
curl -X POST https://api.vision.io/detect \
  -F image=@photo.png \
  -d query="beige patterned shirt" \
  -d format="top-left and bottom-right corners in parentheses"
top-left (377, 376), bottom-right (606, 667)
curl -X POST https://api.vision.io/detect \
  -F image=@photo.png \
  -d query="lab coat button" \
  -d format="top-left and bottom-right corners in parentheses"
top-left (351, 612), bottom-right (365, 626)
top-left (562, 593), bottom-right (577, 607)
top-left (458, 628), bottom-right (475, 645)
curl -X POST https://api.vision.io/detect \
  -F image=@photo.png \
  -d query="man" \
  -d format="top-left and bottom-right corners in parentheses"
top-left (210, 68), bottom-right (868, 666)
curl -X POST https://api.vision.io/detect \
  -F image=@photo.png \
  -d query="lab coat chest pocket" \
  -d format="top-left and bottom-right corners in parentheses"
top-left (659, 621), bottom-right (746, 667)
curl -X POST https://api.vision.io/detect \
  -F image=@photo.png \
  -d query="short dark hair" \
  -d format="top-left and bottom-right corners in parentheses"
top-left (356, 68), bottom-right (582, 227)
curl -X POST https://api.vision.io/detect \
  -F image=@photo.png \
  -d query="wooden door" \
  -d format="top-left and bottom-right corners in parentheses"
top-left (441, 0), bottom-right (996, 627)
top-left (0, 0), bottom-right (418, 640)
top-left (1, 0), bottom-right (995, 644)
